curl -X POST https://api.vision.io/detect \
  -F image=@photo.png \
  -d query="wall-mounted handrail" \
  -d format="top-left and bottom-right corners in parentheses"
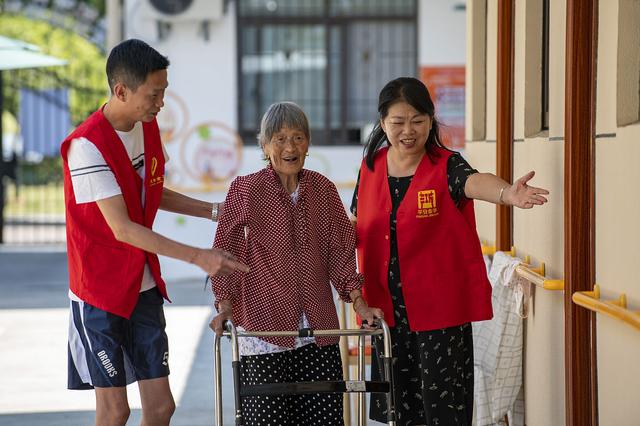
top-left (481, 241), bottom-right (515, 257)
top-left (481, 244), bottom-right (497, 256)
top-left (522, 255), bottom-right (545, 274)
top-left (481, 241), bottom-right (564, 291)
top-left (515, 263), bottom-right (565, 291)
top-left (572, 285), bottom-right (640, 332)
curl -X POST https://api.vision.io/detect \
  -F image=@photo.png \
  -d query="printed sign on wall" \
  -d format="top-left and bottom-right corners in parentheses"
top-left (420, 66), bottom-right (465, 150)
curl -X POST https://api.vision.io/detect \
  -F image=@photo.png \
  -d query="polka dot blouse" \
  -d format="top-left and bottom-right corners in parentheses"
top-left (211, 167), bottom-right (363, 348)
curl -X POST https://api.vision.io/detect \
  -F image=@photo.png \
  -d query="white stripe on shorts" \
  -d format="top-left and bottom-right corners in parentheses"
top-left (68, 300), bottom-right (92, 385)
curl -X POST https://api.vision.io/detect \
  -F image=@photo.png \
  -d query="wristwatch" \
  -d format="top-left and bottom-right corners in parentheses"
top-left (211, 203), bottom-right (219, 221)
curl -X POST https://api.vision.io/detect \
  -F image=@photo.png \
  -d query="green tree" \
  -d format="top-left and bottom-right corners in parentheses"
top-left (0, 13), bottom-right (107, 125)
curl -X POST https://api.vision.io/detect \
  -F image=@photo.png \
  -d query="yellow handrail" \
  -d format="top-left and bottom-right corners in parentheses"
top-left (481, 244), bottom-right (497, 256)
top-left (481, 241), bottom-right (564, 291)
top-left (572, 285), bottom-right (640, 332)
top-left (481, 241), bottom-right (515, 257)
top-left (515, 263), bottom-right (565, 291)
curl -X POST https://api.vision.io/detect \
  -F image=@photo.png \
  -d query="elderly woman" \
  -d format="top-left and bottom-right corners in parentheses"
top-left (210, 101), bottom-right (382, 425)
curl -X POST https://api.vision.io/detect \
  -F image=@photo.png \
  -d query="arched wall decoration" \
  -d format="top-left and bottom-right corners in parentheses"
top-left (175, 121), bottom-right (243, 190)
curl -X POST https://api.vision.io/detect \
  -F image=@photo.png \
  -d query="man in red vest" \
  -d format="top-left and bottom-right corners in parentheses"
top-left (61, 39), bottom-right (249, 426)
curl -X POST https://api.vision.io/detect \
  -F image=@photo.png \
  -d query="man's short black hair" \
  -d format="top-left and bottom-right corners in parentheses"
top-left (106, 39), bottom-right (170, 93)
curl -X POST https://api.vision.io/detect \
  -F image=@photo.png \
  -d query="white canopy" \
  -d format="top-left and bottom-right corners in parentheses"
top-left (0, 35), bottom-right (67, 71)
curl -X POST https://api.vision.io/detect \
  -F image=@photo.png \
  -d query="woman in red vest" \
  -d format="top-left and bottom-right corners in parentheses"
top-left (352, 77), bottom-right (549, 425)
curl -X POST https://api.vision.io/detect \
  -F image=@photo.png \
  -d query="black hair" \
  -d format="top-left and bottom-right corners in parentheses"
top-left (106, 39), bottom-right (170, 93)
top-left (364, 77), bottom-right (444, 170)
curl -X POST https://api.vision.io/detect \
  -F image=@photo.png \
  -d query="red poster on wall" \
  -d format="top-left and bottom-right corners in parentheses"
top-left (420, 66), bottom-right (465, 150)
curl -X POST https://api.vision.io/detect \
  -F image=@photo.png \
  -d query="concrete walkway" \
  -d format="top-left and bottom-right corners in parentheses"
top-left (0, 250), bottom-right (383, 425)
top-left (0, 250), bottom-right (236, 426)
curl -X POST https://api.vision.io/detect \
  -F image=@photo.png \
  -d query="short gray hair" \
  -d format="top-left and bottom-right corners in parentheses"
top-left (257, 102), bottom-right (310, 148)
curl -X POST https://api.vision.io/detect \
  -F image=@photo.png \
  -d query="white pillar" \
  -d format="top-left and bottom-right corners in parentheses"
top-left (106, 0), bottom-right (124, 51)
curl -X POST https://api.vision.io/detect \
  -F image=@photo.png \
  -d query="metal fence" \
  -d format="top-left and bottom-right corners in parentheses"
top-left (1, 66), bottom-right (104, 245)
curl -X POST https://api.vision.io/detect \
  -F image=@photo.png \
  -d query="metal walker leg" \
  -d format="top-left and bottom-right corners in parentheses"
top-left (213, 319), bottom-right (396, 426)
top-left (357, 334), bottom-right (366, 426)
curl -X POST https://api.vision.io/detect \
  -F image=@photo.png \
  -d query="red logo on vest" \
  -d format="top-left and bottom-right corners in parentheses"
top-left (417, 189), bottom-right (438, 218)
top-left (149, 156), bottom-right (164, 186)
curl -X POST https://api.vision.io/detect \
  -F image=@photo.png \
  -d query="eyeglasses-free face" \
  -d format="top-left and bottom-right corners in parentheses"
top-left (381, 101), bottom-right (432, 157)
top-left (263, 127), bottom-right (309, 187)
top-left (270, 133), bottom-right (307, 146)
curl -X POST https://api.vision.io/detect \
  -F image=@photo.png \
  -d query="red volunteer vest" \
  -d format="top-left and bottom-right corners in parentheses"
top-left (60, 108), bottom-right (168, 318)
top-left (356, 147), bottom-right (492, 331)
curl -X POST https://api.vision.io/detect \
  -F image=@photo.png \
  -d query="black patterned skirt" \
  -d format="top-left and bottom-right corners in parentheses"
top-left (370, 322), bottom-right (474, 426)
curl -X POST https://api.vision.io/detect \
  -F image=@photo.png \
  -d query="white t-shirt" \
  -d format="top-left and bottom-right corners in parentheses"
top-left (66, 121), bottom-right (168, 301)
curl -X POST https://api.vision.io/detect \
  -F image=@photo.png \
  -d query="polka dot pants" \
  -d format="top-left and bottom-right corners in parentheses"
top-left (240, 343), bottom-right (344, 425)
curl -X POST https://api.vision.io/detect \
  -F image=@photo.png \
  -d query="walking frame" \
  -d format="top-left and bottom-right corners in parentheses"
top-left (214, 318), bottom-right (397, 425)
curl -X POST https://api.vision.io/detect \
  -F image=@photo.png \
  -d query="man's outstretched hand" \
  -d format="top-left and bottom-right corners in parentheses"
top-left (193, 248), bottom-right (249, 276)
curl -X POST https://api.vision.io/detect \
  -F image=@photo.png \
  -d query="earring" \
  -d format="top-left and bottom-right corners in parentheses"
top-left (305, 152), bottom-right (309, 157)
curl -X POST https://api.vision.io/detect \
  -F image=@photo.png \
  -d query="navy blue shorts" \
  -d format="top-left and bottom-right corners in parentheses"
top-left (67, 287), bottom-right (170, 390)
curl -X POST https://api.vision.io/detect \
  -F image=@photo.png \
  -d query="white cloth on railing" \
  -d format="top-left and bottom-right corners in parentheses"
top-left (473, 251), bottom-right (526, 426)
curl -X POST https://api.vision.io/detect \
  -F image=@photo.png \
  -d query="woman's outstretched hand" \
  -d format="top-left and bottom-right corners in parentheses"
top-left (503, 171), bottom-right (549, 209)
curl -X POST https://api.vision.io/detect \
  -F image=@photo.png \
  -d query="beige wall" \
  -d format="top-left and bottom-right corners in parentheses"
top-left (548, 0), bottom-right (566, 139)
top-left (468, 0), bottom-right (640, 424)
top-left (513, 137), bottom-right (565, 426)
top-left (466, 1), bottom-right (567, 425)
top-left (595, 126), bottom-right (640, 426)
top-left (597, 0), bottom-right (618, 135)
top-left (464, 141), bottom-right (496, 241)
top-left (595, 0), bottom-right (640, 424)
top-left (485, 0), bottom-right (498, 142)
top-left (465, 0), bottom-right (486, 141)
top-left (616, 0), bottom-right (640, 127)
top-left (514, 0), bottom-right (543, 139)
